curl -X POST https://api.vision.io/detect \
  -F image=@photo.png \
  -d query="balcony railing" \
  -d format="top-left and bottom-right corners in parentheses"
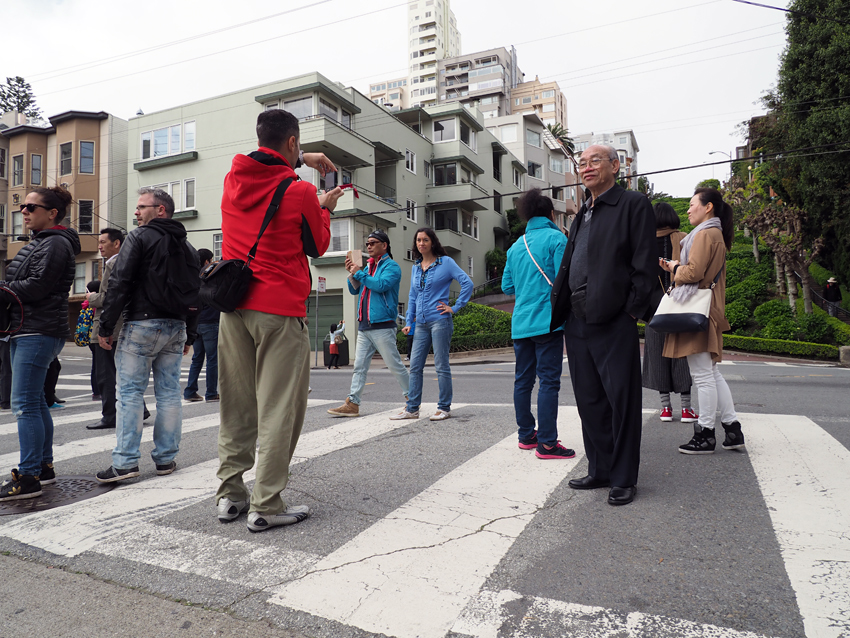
top-left (374, 181), bottom-right (396, 203)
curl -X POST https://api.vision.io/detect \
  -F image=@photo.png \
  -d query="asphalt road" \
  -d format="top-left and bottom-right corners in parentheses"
top-left (0, 345), bottom-right (848, 638)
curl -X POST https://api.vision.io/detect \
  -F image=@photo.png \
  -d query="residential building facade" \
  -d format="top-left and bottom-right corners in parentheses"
top-left (437, 47), bottom-right (523, 119)
top-left (368, 78), bottom-right (410, 110)
top-left (574, 130), bottom-right (640, 189)
top-left (510, 77), bottom-right (569, 130)
top-left (125, 72), bottom-right (522, 353)
top-left (405, 0), bottom-right (461, 108)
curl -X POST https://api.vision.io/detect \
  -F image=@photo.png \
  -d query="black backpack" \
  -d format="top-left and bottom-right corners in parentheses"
top-left (144, 226), bottom-right (201, 316)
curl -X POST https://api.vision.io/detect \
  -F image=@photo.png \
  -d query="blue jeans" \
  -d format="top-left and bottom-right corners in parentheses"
top-left (347, 327), bottom-right (409, 405)
top-left (184, 323), bottom-right (219, 399)
top-left (113, 319), bottom-right (186, 470)
top-left (407, 316), bottom-right (454, 412)
top-left (513, 330), bottom-right (563, 447)
top-left (10, 335), bottom-right (65, 476)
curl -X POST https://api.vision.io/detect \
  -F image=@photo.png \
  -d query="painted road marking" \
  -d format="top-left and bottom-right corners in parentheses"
top-left (746, 414), bottom-right (850, 638)
top-left (268, 408), bottom-right (584, 638)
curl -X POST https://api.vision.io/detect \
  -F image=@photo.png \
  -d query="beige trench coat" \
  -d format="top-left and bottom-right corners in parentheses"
top-left (661, 227), bottom-right (729, 363)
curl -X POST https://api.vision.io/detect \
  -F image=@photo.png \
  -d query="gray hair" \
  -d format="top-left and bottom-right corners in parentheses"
top-left (598, 144), bottom-right (618, 161)
top-left (137, 187), bottom-right (175, 218)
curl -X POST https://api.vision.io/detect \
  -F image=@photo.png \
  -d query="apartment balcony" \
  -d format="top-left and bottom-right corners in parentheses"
top-left (426, 182), bottom-right (489, 211)
top-left (300, 114), bottom-right (373, 169)
top-left (434, 228), bottom-right (462, 253)
top-left (333, 183), bottom-right (401, 216)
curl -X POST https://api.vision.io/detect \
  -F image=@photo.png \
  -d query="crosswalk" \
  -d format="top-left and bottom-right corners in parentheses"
top-left (0, 365), bottom-right (848, 638)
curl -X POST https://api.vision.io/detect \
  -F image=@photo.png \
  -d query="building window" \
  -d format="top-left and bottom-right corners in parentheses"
top-left (549, 158), bottom-right (563, 174)
top-left (619, 136), bottom-right (627, 144)
top-left (527, 129), bottom-right (542, 148)
top-left (330, 218), bottom-right (349, 252)
top-left (513, 167), bottom-right (522, 188)
top-left (494, 191), bottom-right (502, 213)
top-left (185, 121), bottom-right (196, 151)
top-left (284, 96), bottom-right (312, 120)
top-left (141, 122), bottom-right (191, 160)
top-left (92, 259), bottom-right (101, 283)
top-left (60, 144), bottom-right (72, 175)
top-left (319, 97), bottom-right (338, 120)
top-left (552, 187), bottom-right (564, 201)
top-left (467, 256), bottom-right (474, 277)
top-left (342, 110), bottom-right (351, 128)
top-left (78, 200), bottom-right (94, 233)
top-left (406, 249), bottom-right (415, 261)
top-left (0, 204), bottom-right (5, 233)
top-left (31, 154), bottom-right (42, 185)
top-left (405, 149), bottom-right (416, 173)
top-left (434, 163), bottom-right (457, 186)
top-left (342, 169), bottom-right (352, 184)
top-left (12, 206), bottom-right (23, 236)
top-left (265, 101), bottom-right (280, 110)
top-left (460, 121), bottom-right (475, 150)
top-left (0, 148), bottom-right (6, 179)
top-left (213, 233), bottom-right (222, 260)
top-left (434, 208), bottom-right (458, 232)
top-left (522, 97), bottom-right (532, 104)
top-left (406, 199), bottom-right (417, 222)
top-left (462, 211), bottom-right (479, 239)
top-left (185, 179), bottom-right (196, 209)
top-left (74, 262), bottom-right (86, 294)
top-left (542, 103), bottom-right (555, 113)
top-left (433, 118), bottom-right (456, 142)
top-left (500, 124), bottom-right (517, 143)
top-left (527, 162), bottom-right (542, 179)
top-left (12, 155), bottom-right (24, 186)
top-left (80, 141), bottom-right (95, 174)
top-left (424, 161), bottom-right (431, 178)
top-left (493, 154), bottom-right (502, 182)
top-left (542, 90), bottom-right (555, 98)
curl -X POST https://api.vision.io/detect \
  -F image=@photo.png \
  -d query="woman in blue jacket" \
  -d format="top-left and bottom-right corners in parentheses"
top-left (392, 228), bottom-right (473, 421)
top-left (501, 189), bottom-right (575, 460)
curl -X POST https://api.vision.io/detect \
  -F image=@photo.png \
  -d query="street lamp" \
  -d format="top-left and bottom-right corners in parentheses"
top-left (709, 150), bottom-right (732, 185)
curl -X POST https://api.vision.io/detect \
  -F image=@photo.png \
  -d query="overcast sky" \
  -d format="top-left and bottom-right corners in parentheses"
top-left (4, 0), bottom-right (790, 197)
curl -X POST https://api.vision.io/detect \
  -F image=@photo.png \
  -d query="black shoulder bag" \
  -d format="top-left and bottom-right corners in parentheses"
top-left (199, 178), bottom-right (293, 313)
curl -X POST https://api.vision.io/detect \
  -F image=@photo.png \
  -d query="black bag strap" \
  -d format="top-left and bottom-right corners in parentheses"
top-left (247, 178), bottom-right (293, 266)
top-left (709, 257), bottom-right (726, 290)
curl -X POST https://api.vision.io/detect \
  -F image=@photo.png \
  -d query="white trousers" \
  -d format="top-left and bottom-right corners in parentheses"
top-left (686, 352), bottom-right (738, 430)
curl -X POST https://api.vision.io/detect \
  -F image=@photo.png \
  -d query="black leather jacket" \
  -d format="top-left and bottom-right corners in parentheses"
top-left (1, 226), bottom-right (81, 339)
top-left (99, 218), bottom-right (198, 345)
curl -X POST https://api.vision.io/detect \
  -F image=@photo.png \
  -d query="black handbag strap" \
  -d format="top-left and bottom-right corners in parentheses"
top-left (246, 178), bottom-right (293, 266)
top-left (709, 258), bottom-right (726, 290)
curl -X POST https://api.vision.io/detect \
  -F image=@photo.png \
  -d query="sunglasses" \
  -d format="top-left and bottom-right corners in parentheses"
top-left (19, 203), bottom-right (53, 213)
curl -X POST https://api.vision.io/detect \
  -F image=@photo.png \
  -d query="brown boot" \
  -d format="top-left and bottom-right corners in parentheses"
top-left (327, 398), bottom-right (360, 417)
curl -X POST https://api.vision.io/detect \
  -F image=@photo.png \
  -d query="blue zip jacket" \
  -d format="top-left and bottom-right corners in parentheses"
top-left (348, 254), bottom-right (402, 325)
top-left (405, 255), bottom-right (473, 326)
top-left (501, 216), bottom-right (568, 339)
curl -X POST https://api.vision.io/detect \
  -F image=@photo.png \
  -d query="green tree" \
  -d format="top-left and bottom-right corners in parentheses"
top-left (545, 123), bottom-right (575, 157)
top-left (485, 248), bottom-right (507, 278)
top-left (638, 176), bottom-right (670, 200)
top-left (0, 76), bottom-right (42, 119)
top-left (696, 178), bottom-right (721, 190)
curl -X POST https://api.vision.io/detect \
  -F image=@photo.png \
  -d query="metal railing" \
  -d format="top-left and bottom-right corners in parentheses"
top-left (449, 277), bottom-right (504, 304)
top-left (790, 269), bottom-right (850, 323)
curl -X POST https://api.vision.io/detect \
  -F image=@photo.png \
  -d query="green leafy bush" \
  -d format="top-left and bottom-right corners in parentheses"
top-left (760, 316), bottom-right (800, 341)
top-left (725, 259), bottom-right (752, 288)
top-left (754, 299), bottom-right (792, 326)
top-left (726, 277), bottom-right (768, 306)
top-left (808, 262), bottom-right (832, 287)
top-left (798, 312), bottom-right (834, 344)
top-left (452, 302), bottom-right (512, 336)
top-left (725, 301), bottom-right (751, 331)
top-left (795, 297), bottom-right (850, 346)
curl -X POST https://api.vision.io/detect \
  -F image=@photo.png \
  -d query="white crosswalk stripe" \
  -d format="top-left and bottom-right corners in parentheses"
top-left (1, 381), bottom-right (848, 638)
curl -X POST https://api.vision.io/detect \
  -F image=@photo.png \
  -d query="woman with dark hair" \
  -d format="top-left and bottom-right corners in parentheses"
top-left (642, 202), bottom-right (697, 424)
top-left (0, 186), bottom-right (80, 501)
top-left (501, 189), bottom-right (575, 459)
top-left (660, 188), bottom-right (744, 454)
top-left (392, 227), bottom-right (473, 421)
top-left (326, 319), bottom-right (345, 369)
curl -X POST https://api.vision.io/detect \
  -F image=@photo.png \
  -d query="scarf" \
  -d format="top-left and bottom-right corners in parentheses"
top-left (671, 217), bottom-right (722, 303)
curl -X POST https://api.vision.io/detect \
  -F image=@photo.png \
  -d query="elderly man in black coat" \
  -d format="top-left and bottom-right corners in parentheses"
top-left (550, 144), bottom-right (656, 506)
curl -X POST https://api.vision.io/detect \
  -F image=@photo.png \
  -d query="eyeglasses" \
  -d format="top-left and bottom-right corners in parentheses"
top-left (365, 241), bottom-right (383, 247)
top-left (135, 204), bottom-right (160, 211)
top-left (578, 157), bottom-right (614, 170)
top-left (19, 203), bottom-right (52, 213)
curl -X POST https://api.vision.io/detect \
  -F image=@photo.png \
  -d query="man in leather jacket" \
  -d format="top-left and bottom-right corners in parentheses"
top-left (95, 188), bottom-right (199, 484)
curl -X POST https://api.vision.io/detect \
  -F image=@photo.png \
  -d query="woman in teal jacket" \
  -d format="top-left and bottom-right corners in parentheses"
top-left (502, 189), bottom-right (575, 460)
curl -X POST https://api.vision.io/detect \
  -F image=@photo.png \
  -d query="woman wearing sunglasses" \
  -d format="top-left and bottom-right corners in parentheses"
top-left (0, 186), bottom-right (80, 502)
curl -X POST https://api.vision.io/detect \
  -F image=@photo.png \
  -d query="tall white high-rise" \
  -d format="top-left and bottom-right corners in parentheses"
top-left (406, 0), bottom-right (461, 107)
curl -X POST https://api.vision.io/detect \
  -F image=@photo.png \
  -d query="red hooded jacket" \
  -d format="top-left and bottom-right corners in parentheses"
top-left (221, 147), bottom-right (330, 316)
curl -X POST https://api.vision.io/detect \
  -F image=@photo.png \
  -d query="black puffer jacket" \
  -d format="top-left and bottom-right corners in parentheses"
top-left (99, 218), bottom-right (198, 345)
top-left (1, 226), bottom-right (81, 339)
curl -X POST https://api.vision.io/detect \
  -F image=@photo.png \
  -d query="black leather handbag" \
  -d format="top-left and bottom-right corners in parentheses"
top-left (199, 178), bottom-right (293, 313)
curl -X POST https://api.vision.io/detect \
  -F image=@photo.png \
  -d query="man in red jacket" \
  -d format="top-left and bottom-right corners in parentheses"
top-left (215, 108), bottom-right (343, 533)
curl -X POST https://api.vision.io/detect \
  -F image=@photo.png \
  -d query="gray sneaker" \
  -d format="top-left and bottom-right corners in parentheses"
top-left (247, 506), bottom-right (310, 532)
top-left (389, 408), bottom-right (419, 420)
top-left (217, 497), bottom-right (249, 523)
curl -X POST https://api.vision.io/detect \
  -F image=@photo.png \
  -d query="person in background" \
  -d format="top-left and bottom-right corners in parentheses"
top-left (660, 188), bottom-right (745, 455)
top-left (44, 358), bottom-right (63, 410)
top-left (86, 280), bottom-right (101, 401)
top-left (327, 320), bottom-right (345, 369)
top-left (501, 189), bottom-right (574, 459)
top-left (185, 248), bottom-right (220, 403)
top-left (824, 277), bottom-right (841, 317)
top-left (642, 202), bottom-right (697, 424)
top-left (0, 185), bottom-right (80, 502)
top-left (392, 227), bottom-right (472, 422)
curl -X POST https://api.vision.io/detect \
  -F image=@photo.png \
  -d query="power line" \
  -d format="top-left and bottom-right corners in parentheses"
top-left (731, 0), bottom-right (850, 26)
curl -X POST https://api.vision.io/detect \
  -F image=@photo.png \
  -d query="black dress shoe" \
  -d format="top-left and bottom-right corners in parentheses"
top-left (568, 475), bottom-right (610, 490)
top-left (608, 486), bottom-right (636, 506)
top-left (87, 421), bottom-right (116, 430)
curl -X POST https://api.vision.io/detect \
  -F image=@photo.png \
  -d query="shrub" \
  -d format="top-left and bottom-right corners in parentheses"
top-left (453, 302), bottom-right (512, 336)
top-left (725, 301), bottom-right (750, 331)
top-left (795, 297), bottom-right (850, 346)
top-left (808, 262), bottom-right (832, 287)
top-left (760, 316), bottom-right (800, 341)
top-left (723, 335), bottom-right (839, 360)
top-left (725, 259), bottom-right (751, 288)
top-left (754, 299), bottom-right (792, 326)
top-left (726, 277), bottom-right (766, 306)
top-left (798, 312), bottom-right (834, 344)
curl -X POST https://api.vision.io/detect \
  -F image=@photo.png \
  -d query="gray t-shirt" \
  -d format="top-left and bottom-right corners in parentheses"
top-left (569, 212), bottom-right (591, 292)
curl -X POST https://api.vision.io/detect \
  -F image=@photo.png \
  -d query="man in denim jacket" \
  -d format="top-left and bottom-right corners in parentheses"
top-left (328, 231), bottom-right (409, 417)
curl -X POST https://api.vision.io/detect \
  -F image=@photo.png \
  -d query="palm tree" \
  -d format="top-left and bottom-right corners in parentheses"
top-left (546, 123), bottom-right (575, 158)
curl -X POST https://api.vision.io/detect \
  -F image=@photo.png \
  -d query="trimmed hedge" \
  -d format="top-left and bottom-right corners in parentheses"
top-left (754, 299), bottom-right (792, 325)
top-left (725, 301), bottom-right (750, 331)
top-left (795, 297), bottom-right (850, 346)
top-left (723, 334), bottom-right (839, 359)
top-left (396, 302), bottom-right (514, 353)
top-left (396, 330), bottom-right (513, 354)
top-left (809, 262), bottom-right (850, 312)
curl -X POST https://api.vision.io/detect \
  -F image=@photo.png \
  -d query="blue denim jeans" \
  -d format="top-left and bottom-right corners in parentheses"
top-left (348, 327), bottom-right (409, 405)
top-left (513, 330), bottom-right (563, 447)
top-left (10, 335), bottom-right (65, 476)
top-left (407, 316), bottom-right (454, 412)
top-left (113, 319), bottom-right (186, 470)
top-left (184, 322), bottom-right (219, 399)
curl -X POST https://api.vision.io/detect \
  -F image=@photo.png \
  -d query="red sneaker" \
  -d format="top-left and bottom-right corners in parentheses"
top-left (660, 407), bottom-right (673, 422)
top-left (681, 408), bottom-right (699, 423)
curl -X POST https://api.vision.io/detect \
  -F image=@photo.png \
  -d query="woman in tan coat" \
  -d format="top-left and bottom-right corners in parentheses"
top-left (660, 188), bottom-right (745, 454)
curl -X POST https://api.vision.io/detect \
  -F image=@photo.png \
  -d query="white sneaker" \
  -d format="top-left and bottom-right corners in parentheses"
top-left (217, 497), bottom-right (248, 523)
top-left (389, 409), bottom-right (419, 420)
top-left (430, 410), bottom-right (451, 421)
top-left (247, 506), bottom-right (310, 532)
